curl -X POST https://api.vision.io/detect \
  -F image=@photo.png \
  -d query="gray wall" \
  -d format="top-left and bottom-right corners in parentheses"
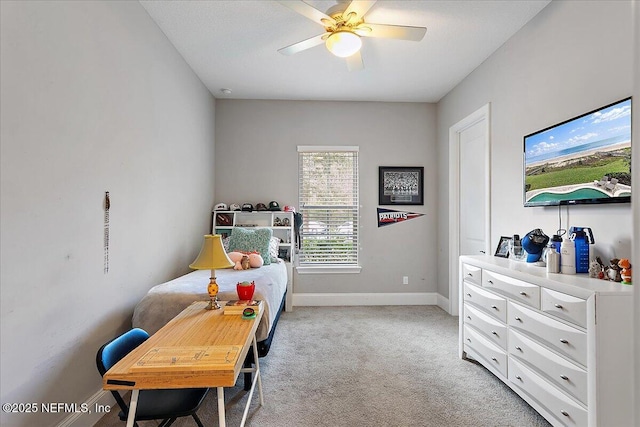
top-left (436, 0), bottom-right (634, 298)
top-left (0, 2), bottom-right (216, 426)
top-left (1, 1), bottom-right (636, 426)
top-left (215, 100), bottom-right (437, 294)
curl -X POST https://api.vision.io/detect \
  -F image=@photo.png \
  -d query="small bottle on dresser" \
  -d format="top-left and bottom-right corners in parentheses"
top-left (560, 237), bottom-right (576, 274)
top-left (546, 245), bottom-right (560, 273)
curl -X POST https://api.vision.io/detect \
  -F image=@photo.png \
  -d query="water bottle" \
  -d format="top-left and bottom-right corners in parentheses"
top-left (550, 234), bottom-right (563, 254)
top-left (573, 233), bottom-right (589, 273)
top-left (560, 237), bottom-right (576, 274)
top-left (546, 245), bottom-right (560, 273)
top-left (569, 227), bottom-right (594, 274)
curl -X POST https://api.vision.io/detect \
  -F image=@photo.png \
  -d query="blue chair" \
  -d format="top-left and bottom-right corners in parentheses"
top-left (96, 328), bottom-right (208, 427)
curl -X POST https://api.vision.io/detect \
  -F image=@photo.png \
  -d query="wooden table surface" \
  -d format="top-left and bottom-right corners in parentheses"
top-left (103, 300), bottom-right (264, 389)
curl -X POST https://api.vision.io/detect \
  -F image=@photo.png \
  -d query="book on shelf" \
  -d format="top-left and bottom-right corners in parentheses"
top-left (223, 300), bottom-right (261, 315)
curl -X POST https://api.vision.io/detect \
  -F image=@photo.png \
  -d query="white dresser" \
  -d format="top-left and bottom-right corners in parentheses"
top-left (459, 255), bottom-right (633, 427)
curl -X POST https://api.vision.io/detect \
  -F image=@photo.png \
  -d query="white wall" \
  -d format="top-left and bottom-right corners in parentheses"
top-left (0, 2), bottom-right (216, 426)
top-left (436, 0), bottom-right (634, 299)
top-left (215, 100), bottom-right (437, 297)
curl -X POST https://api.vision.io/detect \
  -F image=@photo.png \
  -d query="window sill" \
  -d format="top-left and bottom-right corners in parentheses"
top-left (296, 265), bottom-right (362, 274)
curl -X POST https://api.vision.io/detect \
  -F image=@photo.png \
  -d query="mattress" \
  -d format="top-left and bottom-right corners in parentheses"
top-left (132, 260), bottom-right (288, 342)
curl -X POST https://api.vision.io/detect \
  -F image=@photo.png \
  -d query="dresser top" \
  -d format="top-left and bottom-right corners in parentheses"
top-left (460, 255), bottom-right (632, 297)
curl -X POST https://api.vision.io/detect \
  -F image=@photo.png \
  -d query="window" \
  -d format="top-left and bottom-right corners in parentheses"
top-left (297, 146), bottom-right (360, 273)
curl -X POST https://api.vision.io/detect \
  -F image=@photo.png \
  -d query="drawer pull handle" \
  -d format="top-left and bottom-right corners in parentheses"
top-left (491, 331), bottom-right (498, 336)
top-left (561, 411), bottom-right (570, 417)
top-left (491, 305), bottom-right (498, 310)
top-left (519, 291), bottom-right (527, 296)
top-left (560, 339), bottom-right (569, 344)
top-left (467, 315), bottom-right (471, 320)
top-left (515, 346), bottom-right (522, 352)
top-left (488, 280), bottom-right (494, 284)
top-left (515, 375), bottom-right (522, 381)
top-left (560, 375), bottom-right (569, 381)
top-left (514, 316), bottom-right (522, 322)
top-left (555, 304), bottom-right (563, 309)
top-left (467, 338), bottom-right (471, 342)
top-left (467, 273), bottom-right (473, 277)
top-left (491, 357), bottom-right (497, 362)
top-left (466, 293), bottom-right (472, 297)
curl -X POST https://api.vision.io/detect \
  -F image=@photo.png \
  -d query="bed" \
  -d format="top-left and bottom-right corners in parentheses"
top-left (132, 259), bottom-right (289, 358)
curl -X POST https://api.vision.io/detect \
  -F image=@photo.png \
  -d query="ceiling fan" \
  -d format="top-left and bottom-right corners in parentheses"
top-left (277, 0), bottom-right (427, 71)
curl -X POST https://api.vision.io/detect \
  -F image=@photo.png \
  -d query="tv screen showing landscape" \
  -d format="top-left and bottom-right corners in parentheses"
top-left (524, 97), bottom-right (632, 207)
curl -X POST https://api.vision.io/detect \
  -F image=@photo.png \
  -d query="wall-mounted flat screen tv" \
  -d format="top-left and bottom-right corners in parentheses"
top-left (524, 97), bottom-right (631, 207)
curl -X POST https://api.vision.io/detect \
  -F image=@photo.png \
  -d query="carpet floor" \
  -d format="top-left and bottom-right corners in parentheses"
top-left (94, 306), bottom-right (552, 427)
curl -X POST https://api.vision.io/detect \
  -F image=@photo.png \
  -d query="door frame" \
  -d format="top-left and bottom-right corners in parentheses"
top-left (448, 103), bottom-right (491, 316)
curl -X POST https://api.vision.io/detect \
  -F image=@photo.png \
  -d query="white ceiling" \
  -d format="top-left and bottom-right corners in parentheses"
top-left (140, 0), bottom-right (551, 103)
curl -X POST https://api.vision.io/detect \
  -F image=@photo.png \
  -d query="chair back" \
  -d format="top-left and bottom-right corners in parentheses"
top-left (97, 328), bottom-right (149, 376)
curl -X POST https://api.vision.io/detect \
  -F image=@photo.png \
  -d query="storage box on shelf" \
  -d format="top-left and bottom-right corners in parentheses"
top-left (212, 210), bottom-right (294, 311)
top-left (459, 255), bottom-right (632, 427)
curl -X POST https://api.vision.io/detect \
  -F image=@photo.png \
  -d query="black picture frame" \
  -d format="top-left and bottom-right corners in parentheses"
top-left (379, 166), bottom-right (424, 205)
top-left (495, 236), bottom-right (511, 258)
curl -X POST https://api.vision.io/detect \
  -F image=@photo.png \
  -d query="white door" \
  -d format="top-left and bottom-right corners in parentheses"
top-left (459, 121), bottom-right (487, 255)
top-left (448, 104), bottom-right (490, 316)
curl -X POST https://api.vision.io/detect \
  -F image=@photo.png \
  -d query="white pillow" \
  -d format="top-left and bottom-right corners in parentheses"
top-left (269, 236), bottom-right (280, 262)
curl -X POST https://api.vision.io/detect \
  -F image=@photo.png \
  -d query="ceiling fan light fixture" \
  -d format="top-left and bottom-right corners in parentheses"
top-left (325, 30), bottom-right (362, 58)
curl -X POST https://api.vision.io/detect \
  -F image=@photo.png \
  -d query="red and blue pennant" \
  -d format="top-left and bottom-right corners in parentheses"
top-left (377, 208), bottom-right (424, 228)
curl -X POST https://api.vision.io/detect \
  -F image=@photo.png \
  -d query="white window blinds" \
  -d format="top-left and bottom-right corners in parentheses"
top-left (297, 146), bottom-right (359, 266)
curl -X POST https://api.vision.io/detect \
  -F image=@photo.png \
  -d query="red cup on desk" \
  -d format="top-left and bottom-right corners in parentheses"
top-left (236, 281), bottom-right (255, 301)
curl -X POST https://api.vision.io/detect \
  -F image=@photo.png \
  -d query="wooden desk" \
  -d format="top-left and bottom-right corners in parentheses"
top-left (103, 300), bottom-right (264, 427)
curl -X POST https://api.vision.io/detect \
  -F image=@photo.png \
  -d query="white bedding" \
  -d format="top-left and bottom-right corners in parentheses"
top-left (132, 260), bottom-right (288, 342)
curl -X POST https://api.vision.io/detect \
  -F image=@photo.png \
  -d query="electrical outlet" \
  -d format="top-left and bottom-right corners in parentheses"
top-left (403, 276), bottom-right (409, 285)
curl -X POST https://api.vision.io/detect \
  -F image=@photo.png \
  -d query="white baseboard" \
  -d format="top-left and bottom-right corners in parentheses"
top-left (292, 292), bottom-right (438, 306)
top-left (437, 294), bottom-right (451, 314)
top-left (56, 389), bottom-right (115, 427)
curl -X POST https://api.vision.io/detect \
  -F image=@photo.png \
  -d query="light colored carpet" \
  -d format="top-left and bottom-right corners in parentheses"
top-left (94, 306), bottom-right (551, 427)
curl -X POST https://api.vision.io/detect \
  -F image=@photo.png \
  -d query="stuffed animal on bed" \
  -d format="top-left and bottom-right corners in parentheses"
top-left (228, 251), bottom-right (263, 270)
top-left (247, 252), bottom-right (264, 268)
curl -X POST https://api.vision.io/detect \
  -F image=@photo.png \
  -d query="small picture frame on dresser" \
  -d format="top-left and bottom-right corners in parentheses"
top-left (494, 236), bottom-right (511, 258)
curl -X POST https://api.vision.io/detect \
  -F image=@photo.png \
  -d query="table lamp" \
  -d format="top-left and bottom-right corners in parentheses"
top-left (189, 234), bottom-right (234, 310)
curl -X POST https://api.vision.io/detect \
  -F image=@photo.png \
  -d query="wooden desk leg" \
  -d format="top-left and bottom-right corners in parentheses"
top-left (126, 389), bottom-right (139, 427)
top-left (217, 387), bottom-right (226, 427)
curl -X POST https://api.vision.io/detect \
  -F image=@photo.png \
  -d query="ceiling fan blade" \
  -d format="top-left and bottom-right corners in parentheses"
top-left (343, 1), bottom-right (377, 23)
top-left (278, 33), bottom-right (327, 56)
top-left (355, 23), bottom-right (427, 41)
top-left (346, 50), bottom-right (364, 72)
top-left (277, 1), bottom-right (336, 27)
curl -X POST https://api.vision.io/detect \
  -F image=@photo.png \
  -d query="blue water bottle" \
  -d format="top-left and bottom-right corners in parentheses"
top-left (569, 227), bottom-right (594, 274)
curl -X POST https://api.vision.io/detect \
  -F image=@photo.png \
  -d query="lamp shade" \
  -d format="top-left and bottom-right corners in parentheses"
top-left (325, 30), bottom-right (362, 58)
top-left (189, 235), bottom-right (234, 270)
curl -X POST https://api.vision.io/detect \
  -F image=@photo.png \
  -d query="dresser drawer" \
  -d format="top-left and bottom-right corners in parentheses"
top-left (464, 303), bottom-right (507, 350)
top-left (483, 270), bottom-right (540, 309)
top-left (509, 358), bottom-right (587, 427)
top-left (541, 289), bottom-right (587, 328)
top-left (462, 263), bottom-right (481, 286)
top-left (509, 329), bottom-right (587, 405)
top-left (463, 282), bottom-right (507, 323)
top-left (464, 325), bottom-right (507, 378)
top-left (508, 302), bottom-right (587, 367)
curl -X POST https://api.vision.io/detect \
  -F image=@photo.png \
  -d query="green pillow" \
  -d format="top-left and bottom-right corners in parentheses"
top-left (228, 227), bottom-right (273, 265)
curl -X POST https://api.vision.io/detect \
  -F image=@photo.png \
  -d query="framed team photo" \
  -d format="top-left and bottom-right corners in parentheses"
top-left (379, 166), bottom-right (424, 205)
